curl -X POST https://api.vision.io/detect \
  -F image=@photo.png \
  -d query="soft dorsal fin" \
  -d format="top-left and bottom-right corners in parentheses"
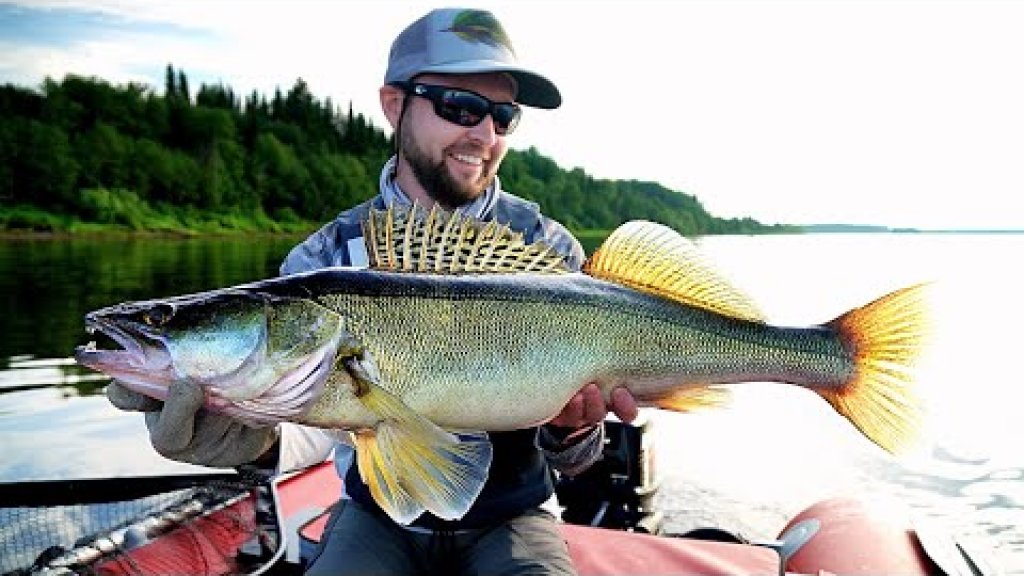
top-left (362, 203), bottom-right (570, 274)
top-left (584, 221), bottom-right (765, 322)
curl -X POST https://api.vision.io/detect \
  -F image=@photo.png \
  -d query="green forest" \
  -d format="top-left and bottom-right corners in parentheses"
top-left (0, 65), bottom-right (799, 237)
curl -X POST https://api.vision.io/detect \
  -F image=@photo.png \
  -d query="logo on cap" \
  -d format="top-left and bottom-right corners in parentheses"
top-left (443, 9), bottom-right (515, 55)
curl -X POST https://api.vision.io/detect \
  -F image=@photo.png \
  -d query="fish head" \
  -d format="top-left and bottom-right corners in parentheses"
top-left (76, 288), bottom-right (346, 423)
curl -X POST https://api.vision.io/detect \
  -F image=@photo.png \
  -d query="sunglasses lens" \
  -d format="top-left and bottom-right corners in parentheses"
top-left (440, 90), bottom-right (489, 127)
top-left (492, 104), bottom-right (521, 135)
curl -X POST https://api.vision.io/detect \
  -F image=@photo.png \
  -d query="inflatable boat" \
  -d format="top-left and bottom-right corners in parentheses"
top-left (1, 419), bottom-right (998, 575)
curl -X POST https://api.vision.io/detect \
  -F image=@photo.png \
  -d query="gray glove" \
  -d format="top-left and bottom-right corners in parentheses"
top-left (106, 378), bottom-right (279, 468)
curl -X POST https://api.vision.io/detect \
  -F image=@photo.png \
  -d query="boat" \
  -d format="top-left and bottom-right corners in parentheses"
top-left (0, 418), bottom-right (1000, 576)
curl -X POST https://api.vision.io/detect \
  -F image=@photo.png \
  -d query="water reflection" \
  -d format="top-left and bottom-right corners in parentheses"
top-left (0, 235), bottom-right (302, 360)
top-left (652, 402), bottom-right (1022, 572)
top-left (0, 356), bottom-right (106, 395)
top-left (1, 364), bottom-right (222, 483)
top-left (0, 235), bottom-right (299, 482)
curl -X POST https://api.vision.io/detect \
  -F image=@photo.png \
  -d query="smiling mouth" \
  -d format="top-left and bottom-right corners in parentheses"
top-left (451, 152), bottom-right (484, 166)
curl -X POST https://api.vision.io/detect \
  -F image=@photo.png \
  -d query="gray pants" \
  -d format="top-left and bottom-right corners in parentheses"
top-left (304, 500), bottom-right (576, 576)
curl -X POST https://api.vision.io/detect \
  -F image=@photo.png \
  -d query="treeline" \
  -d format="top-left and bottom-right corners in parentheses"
top-left (0, 65), bottom-right (797, 235)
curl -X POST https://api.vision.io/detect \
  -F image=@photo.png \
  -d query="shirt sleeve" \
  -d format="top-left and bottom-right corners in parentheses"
top-left (276, 423), bottom-right (352, 474)
top-left (280, 227), bottom-right (336, 275)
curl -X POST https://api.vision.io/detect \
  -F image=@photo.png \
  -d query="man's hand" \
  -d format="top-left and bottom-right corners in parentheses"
top-left (107, 379), bottom-right (279, 468)
top-left (548, 383), bottom-right (638, 428)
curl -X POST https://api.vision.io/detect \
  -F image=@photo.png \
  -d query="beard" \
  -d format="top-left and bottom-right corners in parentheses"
top-left (400, 129), bottom-right (493, 208)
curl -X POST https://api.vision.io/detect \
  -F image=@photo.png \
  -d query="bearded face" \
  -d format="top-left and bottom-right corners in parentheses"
top-left (399, 123), bottom-right (496, 208)
top-left (390, 73), bottom-right (514, 209)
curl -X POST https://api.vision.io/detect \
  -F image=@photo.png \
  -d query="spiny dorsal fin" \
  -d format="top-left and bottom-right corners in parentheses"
top-left (584, 220), bottom-right (765, 322)
top-left (363, 203), bottom-right (570, 274)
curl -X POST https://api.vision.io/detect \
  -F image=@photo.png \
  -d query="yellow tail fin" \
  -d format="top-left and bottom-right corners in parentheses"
top-left (819, 283), bottom-right (930, 454)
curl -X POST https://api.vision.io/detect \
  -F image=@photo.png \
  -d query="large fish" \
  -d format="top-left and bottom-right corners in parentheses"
top-left (75, 204), bottom-right (929, 525)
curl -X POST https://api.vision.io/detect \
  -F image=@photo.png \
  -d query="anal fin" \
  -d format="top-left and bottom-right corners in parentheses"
top-left (649, 385), bottom-right (733, 413)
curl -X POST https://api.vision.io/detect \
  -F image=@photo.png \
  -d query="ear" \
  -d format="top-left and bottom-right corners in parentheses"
top-left (380, 85), bottom-right (405, 131)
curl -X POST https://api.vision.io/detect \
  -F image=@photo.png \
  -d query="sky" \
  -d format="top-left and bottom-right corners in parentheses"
top-left (1, 0), bottom-right (1023, 230)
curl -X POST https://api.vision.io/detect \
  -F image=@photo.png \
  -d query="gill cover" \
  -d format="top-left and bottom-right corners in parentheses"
top-left (159, 289), bottom-right (346, 426)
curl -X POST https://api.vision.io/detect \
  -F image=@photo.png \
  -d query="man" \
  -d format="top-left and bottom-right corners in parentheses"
top-left (109, 8), bottom-right (637, 575)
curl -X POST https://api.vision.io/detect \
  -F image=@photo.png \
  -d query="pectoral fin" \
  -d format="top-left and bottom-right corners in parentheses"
top-left (344, 355), bottom-right (492, 524)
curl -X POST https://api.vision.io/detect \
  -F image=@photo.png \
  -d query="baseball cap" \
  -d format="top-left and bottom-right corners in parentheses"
top-left (385, 8), bottom-right (562, 109)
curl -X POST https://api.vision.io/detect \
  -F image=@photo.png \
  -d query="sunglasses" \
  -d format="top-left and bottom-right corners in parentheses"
top-left (393, 81), bottom-right (522, 135)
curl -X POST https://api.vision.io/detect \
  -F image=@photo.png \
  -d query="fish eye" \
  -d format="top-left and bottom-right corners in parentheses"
top-left (142, 303), bottom-right (175, 328)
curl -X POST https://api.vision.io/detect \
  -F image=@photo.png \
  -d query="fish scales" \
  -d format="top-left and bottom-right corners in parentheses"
top-left (288, 268), bottom-right (857, 431)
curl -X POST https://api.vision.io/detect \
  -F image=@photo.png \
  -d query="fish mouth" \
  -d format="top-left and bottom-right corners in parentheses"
top-left (74, 314), bottom-right (171, 375)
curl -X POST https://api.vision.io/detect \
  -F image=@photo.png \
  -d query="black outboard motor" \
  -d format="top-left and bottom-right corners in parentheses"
top-left (555, 414), bottom-right (662, 534)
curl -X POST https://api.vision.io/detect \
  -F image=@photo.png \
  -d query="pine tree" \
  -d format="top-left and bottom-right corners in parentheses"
top-left (177, 70), bottom-right (190, 104)
top-left (164, 64), bottom-right (176, 98)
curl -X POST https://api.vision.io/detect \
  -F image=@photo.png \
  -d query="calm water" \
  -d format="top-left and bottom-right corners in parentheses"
top-left (1, 233), bottom-right (1021, 573)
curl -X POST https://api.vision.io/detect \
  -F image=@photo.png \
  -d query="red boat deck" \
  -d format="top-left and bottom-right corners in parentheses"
top-left (83, 460), bottom-right (950, 575)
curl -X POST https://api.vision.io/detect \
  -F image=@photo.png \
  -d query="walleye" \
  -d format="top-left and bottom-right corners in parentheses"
top-left (75, 204), bottom-right (929, 525)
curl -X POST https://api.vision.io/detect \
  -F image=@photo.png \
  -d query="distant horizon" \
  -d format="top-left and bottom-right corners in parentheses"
top-left (799, 223), bottom-right (1024, 234)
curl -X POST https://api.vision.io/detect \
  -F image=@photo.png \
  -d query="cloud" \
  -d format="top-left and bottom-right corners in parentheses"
top-left (0, 1), bottom-right (226, 90)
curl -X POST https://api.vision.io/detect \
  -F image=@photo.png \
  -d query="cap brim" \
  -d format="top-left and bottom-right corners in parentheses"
top-left (416, 60), bottom-right (561, 109)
